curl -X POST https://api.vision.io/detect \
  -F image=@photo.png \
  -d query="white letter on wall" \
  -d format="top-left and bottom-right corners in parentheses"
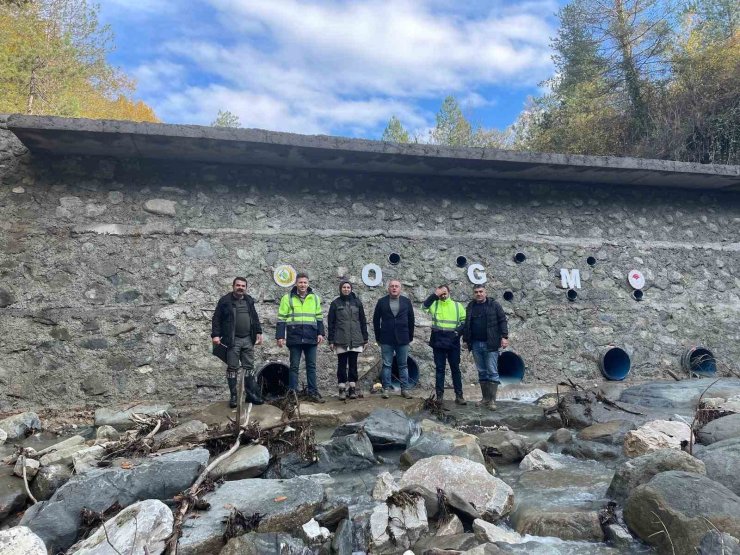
top-left (560, 268), bottom-right (581, 289)
top-left (362, 264), bottom-right (383, 287)
top-left (467, 263), bottom-right (487, 285)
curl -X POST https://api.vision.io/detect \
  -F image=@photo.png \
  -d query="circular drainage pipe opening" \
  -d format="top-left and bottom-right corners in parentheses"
top-left (503, 291), bottom-right (514, 302)
top-left (256, 361), bottom-right (291, 399)
top-left (514, 252), bottom-right (527, 264)
top-left (567, 289), bottom-right (578, 301)
top-left (681, 347), bottom-right (716, 377)
top-left (632, 289), bottom-right (644, 301)
top-left (456, 256), bottom-right (468, 268)
top-left (499, 351), bottom-right (525, 383)
top-left (377, 355), bottom-right (420, 390)
top-left (587, 256), bottom-right (597, 266)
top-left (599, 347), bottom-right (631, 381)
top-left (388, 253), bottom-right (401, 265)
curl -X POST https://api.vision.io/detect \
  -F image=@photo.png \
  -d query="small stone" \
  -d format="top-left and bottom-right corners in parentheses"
top-left (0, 412), bottom-right (41, 439)
top-left (548, 428), bottom-right (573, 444)
top-left (143, 199), bottom-right (177, 216)
top-left (155, 322), bottom-right (177, 335)
top-left (11, 186), bottom-right (25, 193)
top-left (13, 456), bottom-right (40, 479)
top-left (372, 471), bottom-right (400, 500)
top-left (605, 523), bottom-right (634, 550)
top-left (623, 420), bottom-right (692, 457)
top-left (519, 449), bottom-right (564, 471)
top-left (473, 518), bottom-right (522, 544)
top-left (352, 202), bottom-right (372, 216)
top-left (301, 518), bottom-right (330, 543)
top-left (96, 425), bottom-right (120, 441)
top-left (436, 514), bottom-right (464, 536)
top-left (184, 239), bottom-right (215, 258)
top-left (0, 429), bottom-right (6, 446)
top-left (542, 253), bottom-right (559, 268)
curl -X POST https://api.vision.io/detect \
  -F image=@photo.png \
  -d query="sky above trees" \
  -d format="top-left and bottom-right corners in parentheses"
top-left (98, 0), bottom-right (563, 138)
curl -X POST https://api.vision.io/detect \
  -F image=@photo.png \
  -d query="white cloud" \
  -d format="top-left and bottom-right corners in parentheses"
top-left (128, 0), bottom-right (557, 135)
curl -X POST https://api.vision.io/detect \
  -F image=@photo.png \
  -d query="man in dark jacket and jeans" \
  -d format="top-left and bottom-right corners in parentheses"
top-left (462, 284), bottom-right (509, 410)
top-left (212, 277), bottom-right (264, 407)
top-left (372, 279), bottom-right (415, 399)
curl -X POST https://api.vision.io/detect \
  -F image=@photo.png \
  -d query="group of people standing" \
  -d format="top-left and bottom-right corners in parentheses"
top-left (211, 273), bottom-right (509, 410)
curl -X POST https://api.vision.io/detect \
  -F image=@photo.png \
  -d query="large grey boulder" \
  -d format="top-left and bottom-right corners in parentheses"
top-left (477, 429), bottom-right (531, 464)
top-left (35, 435), bottom-right (85, 456)
top-left (20, 448), bottom-right (208, 553)
top-left (607, 448), bottom-right (706, 501)
top-left (0, 412), bottom-right (41, 439)
top-left (153, 419), bottom-right (209, 450)
top-left (0, 472), bottom-right (27, 522)
top-left (624, 471), bottom-right (740, 555)
top-left (561, 439), bottom-right (623, 462)
top-left (511, 507), bottom-right (604, 542)
top-left (177, 476), bottom-right (324, 555)
top-left (67, 499), bottom-right (174, 555)
top-left (623, 420), bottom-right (692, 457)
top-left (209, 444), bottom-right (269, 480)
top-left (696, 437), bottom-right (740, 495)
top-left (401, 419), bottom-right (484, 468)
top-left (332, 519), bottom-right (353, 555)
top-left (219, 532), bottom-right (307, 555)
top-left (619, 379), bottom-right (740, 410)
top-left (278, 431), bottom-right (377, 477)
top-left (456, 402), bottom-right (560, 430)
top-left (400, 455), bottom-right (514, 522)
top-left (30, 464), bottom-right (72, 501)
top-left (94, 403), bottom-right (172, 429)
top-left (0, 526), bottom-right (46, 555)
top-left (696, 414), bottom-right (740, 445)
top-left (410, 532), bottom-right (478, 554)
top-left (473, 518), bottom-right (523, 544)
top-left (331, 408), bottom-right (419, 449)
top-left (558, 391), bottom-right (661, 429)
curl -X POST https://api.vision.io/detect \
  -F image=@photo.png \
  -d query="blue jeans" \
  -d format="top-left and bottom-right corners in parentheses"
top-left (471, 341), bottom-right (500, 383)
top-left (434, 345), bottom-right (463, 396)
top-left (380, 343), bottom-right (409, 391)
top-left (288, 344), bottom-right (318, 394)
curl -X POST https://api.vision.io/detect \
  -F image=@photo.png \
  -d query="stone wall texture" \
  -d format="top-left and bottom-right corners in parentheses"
top-left (1, 127), bottom-right (739, 410)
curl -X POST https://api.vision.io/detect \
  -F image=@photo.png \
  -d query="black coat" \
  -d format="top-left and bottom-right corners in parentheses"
top-left (462, 299), bottom-right (508, 351)
top-left (211, 293), bottom-right (263, 346)
top-left (327, 293), bottom-right (369, 348)
top-left (372, 295), bottom-right (415, 346)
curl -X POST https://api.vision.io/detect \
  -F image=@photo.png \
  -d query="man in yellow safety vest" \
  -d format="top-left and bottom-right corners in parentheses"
top-left (276, 272), bottom-right (326, 403)
top-left (423, 285), bottom-right (467, 404)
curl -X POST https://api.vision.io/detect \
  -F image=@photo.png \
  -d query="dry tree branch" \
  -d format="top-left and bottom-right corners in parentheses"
top-left (22, 460), bottom-right (38, 505)
top-left (689, 378), bottom-right (720, 455)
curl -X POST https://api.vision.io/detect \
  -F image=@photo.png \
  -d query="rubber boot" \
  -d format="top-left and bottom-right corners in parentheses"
top-left (227, 377), bottom-right (237, 408)
top-left (455, 393), bottom-right (467, 405)
top-left (475, 382), bottom-right (489, 408)
top-left (338, 383), bottom-right (347, 400)
top-left (245, 374), bottom-right (264, 405)
top-left (348, 382), bottom-right (358, 399)
top-left (436, 390), bottom-right (444, 402)
top-left (489, 382), bottom-right (499, 410)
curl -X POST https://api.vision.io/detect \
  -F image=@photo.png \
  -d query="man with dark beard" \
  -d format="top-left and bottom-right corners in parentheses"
top-left (212, 277), bottom-right (264, 407)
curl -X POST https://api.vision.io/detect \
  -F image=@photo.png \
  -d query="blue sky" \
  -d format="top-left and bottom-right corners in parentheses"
top-left (99, 0), bottom-right (563, 139)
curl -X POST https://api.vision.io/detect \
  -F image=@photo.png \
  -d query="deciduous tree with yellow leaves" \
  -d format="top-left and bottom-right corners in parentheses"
top-left (0, 0), bottom-right (159, 122)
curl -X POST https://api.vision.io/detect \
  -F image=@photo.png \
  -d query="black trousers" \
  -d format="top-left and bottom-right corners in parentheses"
top-left (337, 352), bottom-right (359, 383)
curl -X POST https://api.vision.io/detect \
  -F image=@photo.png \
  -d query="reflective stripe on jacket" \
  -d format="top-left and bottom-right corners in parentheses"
top-left (423, 294), bottom-right (466, 349)
top-left (276, 286), bottom-right (324, 345)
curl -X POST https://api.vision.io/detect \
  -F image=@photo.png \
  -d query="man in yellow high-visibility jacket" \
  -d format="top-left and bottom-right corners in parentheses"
top-left (423, 285), bottom-right (467, 404)
top-left (276, 272), bottom-right (326, 403)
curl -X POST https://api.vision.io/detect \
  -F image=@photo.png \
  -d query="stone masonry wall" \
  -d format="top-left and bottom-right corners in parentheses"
top-left (1, 127), bottom-right (739, 410)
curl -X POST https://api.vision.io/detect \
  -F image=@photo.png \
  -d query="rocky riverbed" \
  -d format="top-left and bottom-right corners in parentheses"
top-left (1, 378), bottom-right (740, 554)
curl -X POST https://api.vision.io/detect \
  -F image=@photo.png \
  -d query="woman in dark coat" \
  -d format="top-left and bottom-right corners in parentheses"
top-left (327, 281), bottom-right (369, 399)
